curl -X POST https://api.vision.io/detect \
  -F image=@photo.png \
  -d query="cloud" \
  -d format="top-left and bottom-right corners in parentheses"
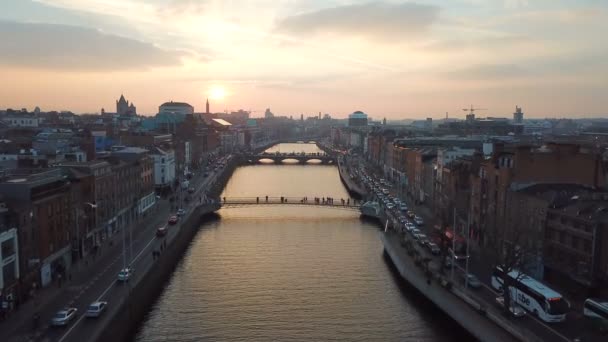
top-left (160, 0), bottom-right (209, 15)
top-left (276, 2), bottom-right (440, 40)
top-left (445, 64), bottom-right (530, 80)
top-left (0, 21), bottom-right (183, 71)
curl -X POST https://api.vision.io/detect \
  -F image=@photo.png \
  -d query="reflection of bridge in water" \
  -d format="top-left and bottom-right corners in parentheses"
top-left (220, 197), bottom-right (360, 211)
top-left (244, 153), bottom-right (336, 165)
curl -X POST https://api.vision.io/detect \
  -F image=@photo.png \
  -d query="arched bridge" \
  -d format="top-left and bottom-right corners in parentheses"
top-left (244, 152), bottom-right (336, 165)
top-left (220, 196), bottom-right (360, 211)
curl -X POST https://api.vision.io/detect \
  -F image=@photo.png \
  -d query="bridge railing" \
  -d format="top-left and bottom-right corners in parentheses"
top-left (221, 196), bottom-right (361, 206)
top-left (255, 152), bottom-right (329, 157)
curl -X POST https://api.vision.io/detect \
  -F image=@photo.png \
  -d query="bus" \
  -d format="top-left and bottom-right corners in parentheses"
top-left (583, 299), bottom-right (608, 320)
top-left (491, 266), bottom-right (569, 322)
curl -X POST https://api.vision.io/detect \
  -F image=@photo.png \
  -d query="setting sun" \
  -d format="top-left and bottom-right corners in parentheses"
top-left (208, 85), bottom-right (227, 101)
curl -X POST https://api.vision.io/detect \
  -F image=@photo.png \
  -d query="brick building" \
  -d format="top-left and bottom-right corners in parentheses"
top-left (0, 169), bottom-right (72, 293)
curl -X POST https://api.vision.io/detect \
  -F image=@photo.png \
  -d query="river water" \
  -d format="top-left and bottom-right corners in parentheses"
top-left (134, 143), bottom-right (471, 342)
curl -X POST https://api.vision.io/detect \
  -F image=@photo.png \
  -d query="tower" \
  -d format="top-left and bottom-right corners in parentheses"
top-left (116, 94), bottom-right (129, 115)
top-left (513, 105), bottom-right (524, 124)
top-left (206, 98), bottom-right (210, 115)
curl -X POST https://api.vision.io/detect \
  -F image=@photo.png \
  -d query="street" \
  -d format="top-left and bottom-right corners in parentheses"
top-left (0, 158), bottom-right (228, 342)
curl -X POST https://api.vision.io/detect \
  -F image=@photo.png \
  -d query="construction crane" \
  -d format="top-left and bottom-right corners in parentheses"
top-left (462, 105), bottom-right (487, 116)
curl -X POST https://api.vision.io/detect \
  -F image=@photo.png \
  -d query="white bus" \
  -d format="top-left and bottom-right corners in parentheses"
top-left (491, 266), bottom-right (569, 322)
top-left (583, 299), bottom-right (608, 321)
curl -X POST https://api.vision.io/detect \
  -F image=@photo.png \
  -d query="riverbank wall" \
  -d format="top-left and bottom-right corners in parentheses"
top-left (381, 231), bottom-right (537, 342)
top-left (337, 157), bottom-right (367, 199)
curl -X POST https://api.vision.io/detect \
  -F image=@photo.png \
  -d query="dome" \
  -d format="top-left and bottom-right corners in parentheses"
top-left (349, 111), bottom-right (368, 119)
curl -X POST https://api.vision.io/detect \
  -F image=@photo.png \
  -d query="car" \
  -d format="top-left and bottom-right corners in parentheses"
top-left (386, 203), bottom-right (395, 210)
top-left (177, 208), bottom-right (186, 217)
top-left (117, 267), bottom-right (133, 282)
top-left (51, 308), bottom-right (78, 326)
top-left (463, 273), bottom-right (482, 289)
top-left (382, 189), bottom-right (390, 195)
top-left (399, 204), bottom-right (408, 212)
top-left (427, 242), bottom-right (441, 255)
top-left (407, 212), bottom-right (416, 219)
top-left (86, 301), bottom-right (108, 318)
top-left (414, 216), bottom-right (424, 226)
top-left (187, 187), bottom-right (195, 194)
top-left (168, 215), bottom-right (178, 225)
top-left (495, 296), bottom-right (526, 317)
top-left (203, 172), bottom-right (209, 177)
top-left (410, 228), bottom-right (421, 237)
top-left (156, 226), bottom-right (167, 237)
top-left (417, 234), bottom-right (429, 246)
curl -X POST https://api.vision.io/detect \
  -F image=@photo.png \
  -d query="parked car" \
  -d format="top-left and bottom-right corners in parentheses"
top-left (86, 301), bottom-right (108, 318)
top-left (407, 212), bottom-right (416, 219)
top-left (187, 187), bottom-right (195, 194)
top-left (51, 308), bottom-right (78, 326)
top-left (177, 208), bottom-right (186, 217)
top-left (399, 204), bottom-right (408, 212)
top-left (117, 267), bottom-right (133, 282)
top-left (463, 273), bottom-right (482, 289)
top-left (168, 215), bottom-right (178, 225)
top-left (156, 226), bottom-right (167, 237)
top-left (386, 203), bottom-right (395, 210)
top-left (414, 216), bottom-right (424, 226)
top-left (417, 234), bottom-right (429, 246)
top-left (495, 296), bottom-right (526, 317)
top-left (427, 242), bottom-right (441, 255)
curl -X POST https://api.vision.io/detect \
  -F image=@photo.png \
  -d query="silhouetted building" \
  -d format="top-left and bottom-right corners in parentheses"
top-left (348, 111), bottom-right (368, 127)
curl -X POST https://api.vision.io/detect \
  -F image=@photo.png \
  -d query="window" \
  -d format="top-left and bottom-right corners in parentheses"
top-left (1, 239), bottom-right (15, 258)
top-left (2, 261), bottom-right (16, 285)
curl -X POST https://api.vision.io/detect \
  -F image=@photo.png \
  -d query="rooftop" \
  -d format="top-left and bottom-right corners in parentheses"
top-left (159, 101), bottom-right (193, 108)
top-left (212, 118), bottom-right (232, 126)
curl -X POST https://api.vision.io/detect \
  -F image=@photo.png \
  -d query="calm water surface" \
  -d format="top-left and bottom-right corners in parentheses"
top-left (135, 144), bottom-right (470, 341)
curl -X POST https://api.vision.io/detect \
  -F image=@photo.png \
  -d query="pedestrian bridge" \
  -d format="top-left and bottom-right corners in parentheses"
top-left (219, 197), bottom-right (360, 211)
top-left (244, 153), bottom-right (336, 165)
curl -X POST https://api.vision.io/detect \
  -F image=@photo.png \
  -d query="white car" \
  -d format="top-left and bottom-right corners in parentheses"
top-left (51, 308), bottom-right (78, 326)
top-left (177, 208), bottom-right (186, 217)
top-left (86, 301), bottom-right (108, 318)
top-left (386, 203), bottom-right (395, 210)
top-left (117, 267), bottom-right (133, 282)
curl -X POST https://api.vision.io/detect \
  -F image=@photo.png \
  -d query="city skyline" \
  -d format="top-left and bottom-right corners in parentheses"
top-left (1, 0), bottom-right (607, 118)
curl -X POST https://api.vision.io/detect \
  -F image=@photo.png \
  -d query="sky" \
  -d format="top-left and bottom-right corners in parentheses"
top-left (0, 0), bottom-right (607, 119)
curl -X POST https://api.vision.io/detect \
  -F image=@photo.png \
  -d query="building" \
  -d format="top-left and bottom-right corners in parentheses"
top-left (3, 116), bottom-right (39, 128)
top-left (264, 108), bottom-right (274, 119)
top-left (116, 94), bottom-right (136, 116)
top-left (0, 169), bottom-right (73, 291)
top-left (110, 147), bottom-right (156, 216)
top-left (159, 101), bottom-right (194, 116)
top-left (348, 111), bottom-right (368, 127)
top-left (0, 199), bottom-right (19, 310)
top-left (151, 147), bottom-right (176, 189)
top-left (470, 143), bottom-right (606, 254)
top-left (513, 106), bottom-right (524, 124)
top-left (59, 161), bottom-right (116, 249)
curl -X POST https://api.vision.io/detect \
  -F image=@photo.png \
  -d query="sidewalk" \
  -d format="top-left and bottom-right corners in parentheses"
top-left (0, 200), bottom-right (169, 341)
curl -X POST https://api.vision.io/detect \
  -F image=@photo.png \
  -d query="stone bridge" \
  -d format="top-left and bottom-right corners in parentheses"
top-left (244, 152), bottom-right (336, 165)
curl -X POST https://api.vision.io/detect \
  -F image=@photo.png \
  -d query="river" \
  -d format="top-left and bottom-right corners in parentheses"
top-left (134, 143), bottom-right (471, 341)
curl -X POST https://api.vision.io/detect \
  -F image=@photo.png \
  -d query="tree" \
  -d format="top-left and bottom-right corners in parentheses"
top-left (487, 222), bottom-right (536, 317)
